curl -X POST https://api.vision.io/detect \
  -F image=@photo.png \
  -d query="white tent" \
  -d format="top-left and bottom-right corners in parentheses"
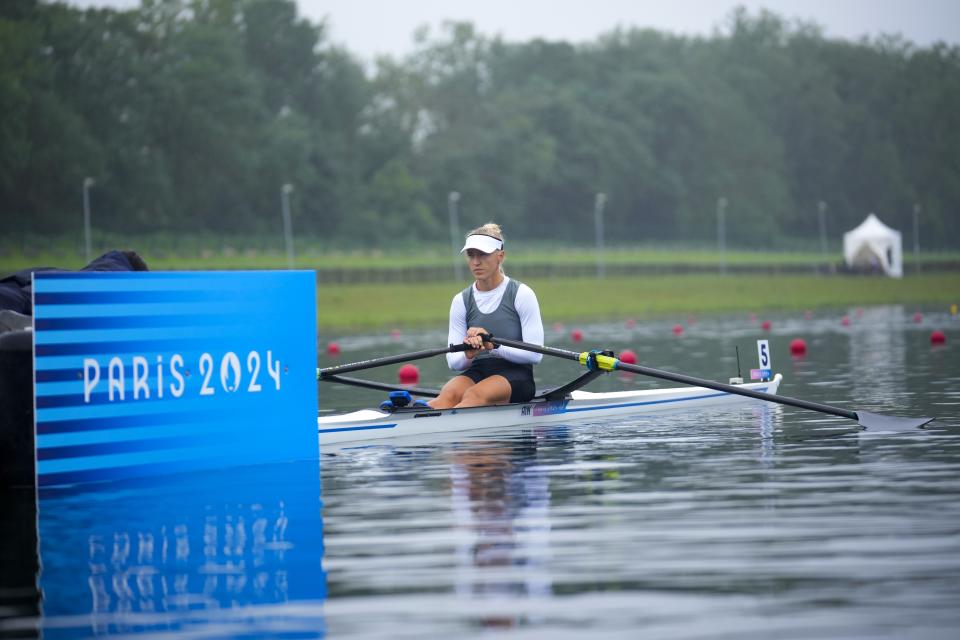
top-left (843, 213), bottom-right (903, 278)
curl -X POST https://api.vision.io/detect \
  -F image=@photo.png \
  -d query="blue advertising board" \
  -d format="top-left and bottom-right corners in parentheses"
top-left (32, 271), bottom-right (318, 487)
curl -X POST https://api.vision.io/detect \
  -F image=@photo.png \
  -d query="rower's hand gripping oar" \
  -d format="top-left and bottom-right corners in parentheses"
top-left (317, 342), bottom-right (472, 380)
top-left (480, 333), bottom-right (934, 431)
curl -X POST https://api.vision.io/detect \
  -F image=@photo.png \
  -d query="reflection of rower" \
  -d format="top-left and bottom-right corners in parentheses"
top-left (450, 435), bottom-right (554, 626)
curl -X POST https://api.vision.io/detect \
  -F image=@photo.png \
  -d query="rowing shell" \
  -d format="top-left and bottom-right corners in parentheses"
top-left (318, 374), bottom-right (783, 446)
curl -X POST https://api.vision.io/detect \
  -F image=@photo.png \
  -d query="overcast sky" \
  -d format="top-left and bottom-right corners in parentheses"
top-left (68, 0), bottom-right (960, 61)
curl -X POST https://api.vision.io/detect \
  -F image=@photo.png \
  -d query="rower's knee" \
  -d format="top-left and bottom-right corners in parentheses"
top-left (428, 396), bottom-right (454, 409)
top-left (455, 386), bottom-right (491, 408)
top-left (429, 387), bottom-right (463, 409)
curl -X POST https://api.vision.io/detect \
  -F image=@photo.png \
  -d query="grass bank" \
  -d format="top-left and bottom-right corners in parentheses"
top-left (3, 243), bottom-right (959, 273)
top-left (317, 273), bottom-right (960, 332)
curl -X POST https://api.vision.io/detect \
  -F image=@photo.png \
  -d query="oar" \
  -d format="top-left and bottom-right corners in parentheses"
top-left (482, 334), bottom-right (934, 431)
top-left (318, 343), bottom-right (471, 379)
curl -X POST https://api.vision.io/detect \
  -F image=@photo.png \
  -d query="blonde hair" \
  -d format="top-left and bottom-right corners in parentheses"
top-left (466, 222), bottom-right (503, 243)
top-left (466, 222), bottom-right (505, 274)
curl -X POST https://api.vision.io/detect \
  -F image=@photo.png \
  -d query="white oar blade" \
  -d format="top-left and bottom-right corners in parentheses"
top-left (856, 411), bottom-right (934, 431)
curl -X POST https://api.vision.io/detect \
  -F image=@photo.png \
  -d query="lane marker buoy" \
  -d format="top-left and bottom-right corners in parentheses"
top-left (398, 363), bottom-right (420, 383)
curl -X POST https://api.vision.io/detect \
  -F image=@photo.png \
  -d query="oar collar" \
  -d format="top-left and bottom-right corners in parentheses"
top-left (579, 350), bottom-right (618, 371)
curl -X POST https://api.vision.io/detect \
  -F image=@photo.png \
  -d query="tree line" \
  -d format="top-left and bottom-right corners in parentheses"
top-left (2, 0), bottom-right (958, 249)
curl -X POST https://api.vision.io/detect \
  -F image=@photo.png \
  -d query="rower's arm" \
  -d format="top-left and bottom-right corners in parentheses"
top-left (445, 294), bottom-right (471, 370)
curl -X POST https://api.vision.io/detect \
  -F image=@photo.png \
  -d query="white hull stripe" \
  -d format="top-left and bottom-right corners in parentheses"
top-left (319, 422), bottom-right (397, 434)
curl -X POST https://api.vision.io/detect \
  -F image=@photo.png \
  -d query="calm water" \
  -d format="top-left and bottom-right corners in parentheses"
top-left (3, 305), bottom-right (959, 638)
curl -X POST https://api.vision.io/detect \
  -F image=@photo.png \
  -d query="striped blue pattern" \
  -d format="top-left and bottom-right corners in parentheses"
top-left (33, 271), bottom-right (318, 487)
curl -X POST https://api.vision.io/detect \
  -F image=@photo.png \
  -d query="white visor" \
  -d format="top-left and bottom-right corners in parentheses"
top-left (460, 234), bottom-right (503, 254)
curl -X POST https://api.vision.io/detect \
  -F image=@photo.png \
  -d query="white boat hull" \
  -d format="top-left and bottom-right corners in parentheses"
top-left (318, 374), bottom-right (783, 446)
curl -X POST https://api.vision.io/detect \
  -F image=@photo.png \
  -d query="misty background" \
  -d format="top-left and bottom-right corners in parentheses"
top-left (3, 0), bottom-right (959, 250)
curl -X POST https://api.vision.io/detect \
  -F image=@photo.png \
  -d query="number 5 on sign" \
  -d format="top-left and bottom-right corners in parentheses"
top-left (751, 339), bottom-right (772, 381)
top-left (757, 340), bottom-right (770, 368)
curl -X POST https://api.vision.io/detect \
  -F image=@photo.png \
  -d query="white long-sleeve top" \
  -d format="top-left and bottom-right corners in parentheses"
top-left (445, 276), bottom-right (544, 371)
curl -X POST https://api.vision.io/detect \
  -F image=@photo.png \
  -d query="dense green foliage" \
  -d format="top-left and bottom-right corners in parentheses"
top-left (2, 0), bottom-right (958, 248)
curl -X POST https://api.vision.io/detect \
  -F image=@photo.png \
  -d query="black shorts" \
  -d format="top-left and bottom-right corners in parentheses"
top-left (460, 358), bottom-right (536, 403)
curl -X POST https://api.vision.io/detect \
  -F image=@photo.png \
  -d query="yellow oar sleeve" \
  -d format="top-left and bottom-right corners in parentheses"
top-left (578, 351), bottom-right (618, 371)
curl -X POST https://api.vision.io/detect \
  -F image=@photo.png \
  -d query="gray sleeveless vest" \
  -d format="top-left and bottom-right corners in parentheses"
top-left (461, 278), bottom-right (525, 363)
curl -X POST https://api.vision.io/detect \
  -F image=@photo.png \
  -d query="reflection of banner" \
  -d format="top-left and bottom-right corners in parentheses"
top-left (32, 271), bottom-right (318, 487)
top-left (39, 460), bottom-right (326, 635)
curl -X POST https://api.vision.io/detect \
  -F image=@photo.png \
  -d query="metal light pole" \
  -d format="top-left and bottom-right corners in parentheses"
top-left (594, 192), bottom-right (607, 279)
top-left (82, 177), bottom-right (94, 262)
top-left (281, 183), bottom-right (295, 269)
top-left (817, 200), bottom-right (828, 271)
top-left (716, 196), bottom-right (727, 275)
top-left (913, 203), bottom-right (921, 273)
top-left (448, 191), bottom-right (462, 281)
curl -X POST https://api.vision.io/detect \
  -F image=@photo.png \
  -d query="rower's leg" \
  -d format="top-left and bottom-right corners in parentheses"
top-left (429, 375), bottom-right (475, 409)
top-left (455, 375), bottom-right (512, 408)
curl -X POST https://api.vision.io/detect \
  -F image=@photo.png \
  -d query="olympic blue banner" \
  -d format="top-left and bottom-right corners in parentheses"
top-left (32, 271), bottom-right (318, 487)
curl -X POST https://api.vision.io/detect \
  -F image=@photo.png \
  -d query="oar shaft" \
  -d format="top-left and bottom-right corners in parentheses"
top-left (319, 343), bottom-right (469, 379)
top-left (485, 334), bottom-right (858, 421)
top-left (490, 337), bottom-right (582, 363)
top-left (616, 361), bottom-right (857, 420)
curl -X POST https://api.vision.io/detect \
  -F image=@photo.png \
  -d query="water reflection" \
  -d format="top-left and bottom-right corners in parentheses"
top-left (849, 305), bottom-right (907, 408)
top-left (6, 309), bottom-right (959, 638)
top-left (32, 460), bottom-right (326, 637)
top-left (450, 432), bottom-right (556, 610)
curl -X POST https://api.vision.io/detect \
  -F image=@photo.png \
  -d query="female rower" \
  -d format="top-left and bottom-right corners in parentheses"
top-left (429, 223), bottom-right (544, 409)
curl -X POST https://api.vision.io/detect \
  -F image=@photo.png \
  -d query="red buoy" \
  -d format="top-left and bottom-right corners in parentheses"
top-left (390, 328), bottom-right (402, 339)
top-left (398, 363), bottom-right (420, 384)
top-left (804, 310), bottom-right (813, 320)
top-left (749, 313), bottom-right (757, 324)
top-left (672, 324), bottom-right (684, 336)
top-left (326, 341), bottom-right (341, 355)
top-left (930, 330), bottom-right (946, 345)
top-left (913, 312), bottom-right (923, 323)
top-left (761, 320), bottom-right (772, 331)
top-left (625, 318), bottom-right (637, 329)
top-left (841, 315), bottom-right (851, 327)
top-left (553, 322), bottom-right (565, 333)
top-left (571, 328), bottom-right (583, 342)
top-left (789, 338), bottom-right (807, 355)
top-left (619, 349), bottom-right (637, 364)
